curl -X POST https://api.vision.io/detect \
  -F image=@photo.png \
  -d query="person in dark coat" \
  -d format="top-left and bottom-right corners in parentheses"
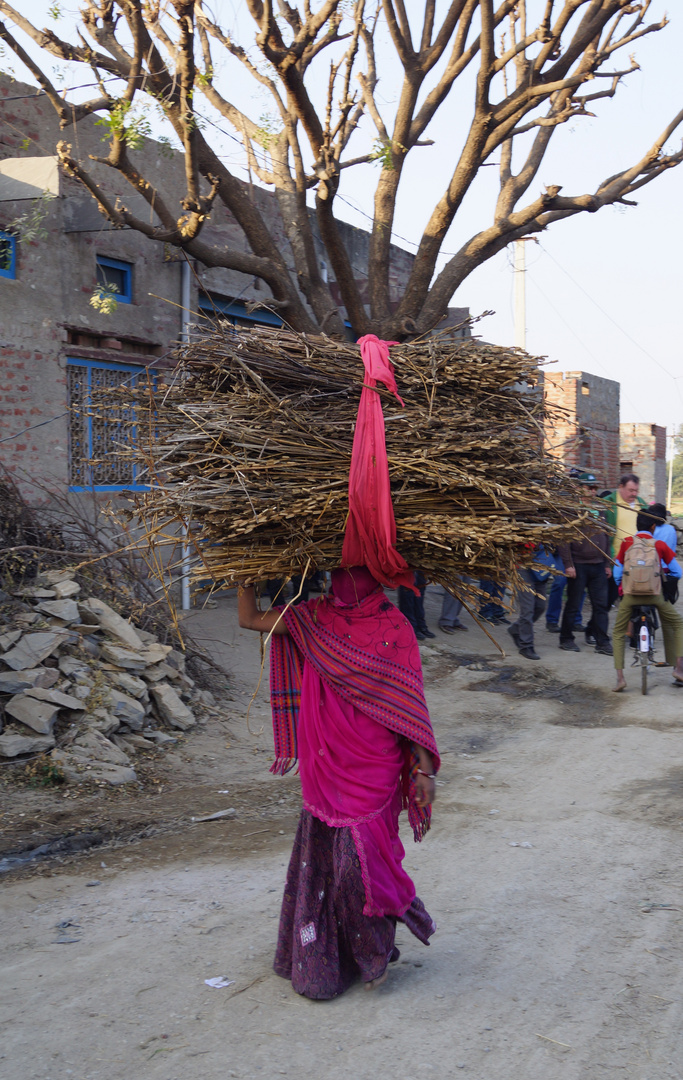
top-left (557, 476), bottom-right (612, 654)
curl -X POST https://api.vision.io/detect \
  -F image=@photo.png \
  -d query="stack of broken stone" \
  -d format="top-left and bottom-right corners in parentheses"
top-left (0, 568), bottom-right (202, 785)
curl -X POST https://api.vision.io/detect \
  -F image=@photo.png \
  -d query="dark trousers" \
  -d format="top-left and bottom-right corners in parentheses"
top-left (510, 568), bottom-right (547, 647)
top-left (479, 579), bottom-right (506, 620)
top-left (398, 572), bottom-right (428, 634)
top-left (546, 553), bottom-right (585, 627)
top-left (560, 563), bottom-right (609, 645)
top-left (607, 574), bottom-right (620, 609)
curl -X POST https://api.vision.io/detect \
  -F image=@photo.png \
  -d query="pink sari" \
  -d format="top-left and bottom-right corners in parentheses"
top-left (270, 568), bottom-right (439, 919)
top-left (298, 664), bottom-right (413, 916)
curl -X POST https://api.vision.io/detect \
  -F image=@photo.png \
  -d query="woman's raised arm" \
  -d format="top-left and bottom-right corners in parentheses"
top-left (237, 585), bottom-right (289, 635)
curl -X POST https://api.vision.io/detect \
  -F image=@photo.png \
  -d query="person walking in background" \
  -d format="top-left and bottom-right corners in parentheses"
top-left (546, 466), bottom-right (586, 635)
top-left (611, 513), bottom-right (683, 692)
top-left (478, 579), bottom-right (509, 625)
top-left (649, 502), bottom-right (678, 552)
top-left (439, 585), bottom-right (468, 633)
top-left (557, 475), bottom-right (612, 655)
top-left (602, 473), bottom-right (647, 608)
top-left (507, 554), bottom-right (549, 660)
top-left (398, 571), bottom-right (435, 640)
top-left (649, 503), bottom-right (679, 604)
top-left (545, 547), bottom-right (586, 633)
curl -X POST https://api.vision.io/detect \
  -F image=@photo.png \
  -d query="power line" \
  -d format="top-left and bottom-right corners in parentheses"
top-left (0, 412), bottom-right (68, 444)
top-left (527, 274), bottom-right (645, 422)
top-left (538, 242), bottom-right (683, 409)
top-left (4, 82), bottom-right (435, 260)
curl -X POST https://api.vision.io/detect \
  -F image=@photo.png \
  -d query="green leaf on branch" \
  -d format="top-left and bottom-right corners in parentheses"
top-left (255, 113), bottom-right (284, 150)
top-left (368, 139), bottom-right (406, 171)
top-left (90, 283), bottom-right (119, 315)
top-left (6, 192), bottom-right (54, 242)
top-left (95, 100), bottom-right (152, 150)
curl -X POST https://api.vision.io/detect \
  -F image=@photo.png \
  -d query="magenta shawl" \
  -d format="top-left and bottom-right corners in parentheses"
top-left (269, 585), bottom-right (440, 841)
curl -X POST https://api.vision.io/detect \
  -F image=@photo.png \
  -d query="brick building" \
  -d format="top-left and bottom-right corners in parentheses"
top-left (0, 75), bottom-right (469, 501)
top-left (619, 423), bottom-right (667, 504)
top-left (543, 371), bottom-right (620, 488)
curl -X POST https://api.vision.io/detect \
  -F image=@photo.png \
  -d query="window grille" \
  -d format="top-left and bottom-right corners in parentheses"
top-left (67, 359), bottom-right (154, 491)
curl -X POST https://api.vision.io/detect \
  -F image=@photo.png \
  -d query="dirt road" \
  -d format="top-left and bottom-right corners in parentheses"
top-left (3, 588), bottom-right (683, 1080)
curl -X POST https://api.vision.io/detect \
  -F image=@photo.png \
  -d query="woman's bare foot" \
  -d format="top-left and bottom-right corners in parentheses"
top-left (673, 668), bottom-right (683, 685)
top-left (364, 968), bottom-right (389, 991)
top-left (613, 675), bottom-right (627, 693)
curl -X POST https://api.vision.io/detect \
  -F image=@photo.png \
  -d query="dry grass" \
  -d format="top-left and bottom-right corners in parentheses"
top-left (96, 324), bottom-right (589, 598)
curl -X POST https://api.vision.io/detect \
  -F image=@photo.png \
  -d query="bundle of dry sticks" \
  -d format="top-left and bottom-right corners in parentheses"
top-left (112, 325), bottom-right (587, 598)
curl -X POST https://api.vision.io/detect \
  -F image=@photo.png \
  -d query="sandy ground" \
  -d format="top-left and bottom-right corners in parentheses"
top-left (3, 586), bottom-right (683, 1080)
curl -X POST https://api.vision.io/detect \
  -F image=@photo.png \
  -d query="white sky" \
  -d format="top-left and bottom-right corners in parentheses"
top-left (5, 1), bottom-right (683, 435)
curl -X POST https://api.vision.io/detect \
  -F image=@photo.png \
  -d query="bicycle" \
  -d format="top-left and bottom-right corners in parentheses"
top-left (627, 605), bottom-right (661, 695)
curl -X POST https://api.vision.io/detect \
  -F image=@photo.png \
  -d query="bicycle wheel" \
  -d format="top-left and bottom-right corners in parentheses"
top-left (641, 654), bottom-right (648, 696)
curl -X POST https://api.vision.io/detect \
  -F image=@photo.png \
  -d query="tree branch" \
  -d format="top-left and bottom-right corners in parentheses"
top-left (411, 106), bottom-right (683, 334)
top-left (0, 17), bottom-right (111, 126)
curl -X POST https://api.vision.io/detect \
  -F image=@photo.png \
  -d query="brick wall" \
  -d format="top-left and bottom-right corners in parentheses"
top-left (619, 423), bottom-right (667, 504)
top-left (543, 371), bottom-right (620, 488)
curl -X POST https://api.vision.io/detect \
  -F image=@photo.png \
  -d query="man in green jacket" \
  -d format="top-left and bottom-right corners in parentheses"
top-left (602, 472), bottom-right (648, 607)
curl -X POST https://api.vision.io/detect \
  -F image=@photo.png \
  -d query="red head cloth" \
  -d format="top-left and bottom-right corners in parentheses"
top-left (330, 566), bottom-right (381, 606)
top-left (341, 335), bottom-right (416, 592)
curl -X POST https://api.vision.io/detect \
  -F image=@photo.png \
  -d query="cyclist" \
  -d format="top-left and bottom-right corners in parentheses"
top-left (611, 511), bottom-right (683, 692)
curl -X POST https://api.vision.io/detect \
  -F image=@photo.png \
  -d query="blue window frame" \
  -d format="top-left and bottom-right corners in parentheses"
top-left (67, 358), bottom-right (154, 491)
top-left (96, 255), bottom-right (133, 304)
top-left (198, 294), bottom-right (282, 327)
top-left (0, 231), bottom-right (16, 279)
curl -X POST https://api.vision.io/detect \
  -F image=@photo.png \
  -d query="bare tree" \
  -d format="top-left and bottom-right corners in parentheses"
top-left (1, 1), bottom-right (681, 339)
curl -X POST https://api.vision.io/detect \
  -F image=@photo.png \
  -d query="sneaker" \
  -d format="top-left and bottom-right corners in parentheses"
top-left (507, 625), bottom-right (521, 648)
top-left (420, 629), bottom-right (436, 639)
top-left (595, 643), bottom-right (613, 656)
top-left (546, 623), bottom-right (560, 633)
top-left (439, 624), bottom-right (456, 635)
top-left (495, 616), bottom-right (511, 625)
top-left (574, 624), bottom-right (588, 633)
top-left (519, 646), bottom-right (540, 660)
top-left (415, 630), bottom-right (426, 641)
top-left (559, 641), bottom-right (580, 652)
top-left (585, 633), bottom-right (597, 646)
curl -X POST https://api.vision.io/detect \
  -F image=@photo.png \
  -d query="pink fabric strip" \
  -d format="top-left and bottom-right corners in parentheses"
top-left (341, 335), bottom-right (415, 591)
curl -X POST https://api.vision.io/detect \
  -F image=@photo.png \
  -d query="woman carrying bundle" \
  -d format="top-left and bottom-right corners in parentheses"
top-left (238, 565), bottom-right (439, 999)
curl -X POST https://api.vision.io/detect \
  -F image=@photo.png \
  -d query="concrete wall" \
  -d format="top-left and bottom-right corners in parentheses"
top-left (543, 371), bottom-right (620, 488)
top-left (619, 423), bottom-right (667, 504)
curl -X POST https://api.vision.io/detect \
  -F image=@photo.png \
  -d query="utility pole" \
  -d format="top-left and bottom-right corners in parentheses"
top-left (180, 258), bottom-right (192, 611)
top-left (667, 424), bottom-right (675, 511)
top-left (514, 239), bottom-right (526, 350)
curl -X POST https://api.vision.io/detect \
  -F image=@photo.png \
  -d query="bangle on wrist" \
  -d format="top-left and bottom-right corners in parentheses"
top-left (417, 769), bottom-right (436, 779)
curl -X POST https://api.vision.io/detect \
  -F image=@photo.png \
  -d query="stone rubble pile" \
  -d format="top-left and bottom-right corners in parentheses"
top-left (0, 570), bottom-right (213, 784)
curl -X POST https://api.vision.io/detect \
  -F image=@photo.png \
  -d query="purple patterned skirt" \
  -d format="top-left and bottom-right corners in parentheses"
top-left (274, 809), bottom-right (435, 1000)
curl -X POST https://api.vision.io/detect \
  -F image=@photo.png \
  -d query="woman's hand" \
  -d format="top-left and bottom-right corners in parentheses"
top-left (413, 744), bottom-right (436, 806)
top-left (415, 772), bottom-right (436, 808)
